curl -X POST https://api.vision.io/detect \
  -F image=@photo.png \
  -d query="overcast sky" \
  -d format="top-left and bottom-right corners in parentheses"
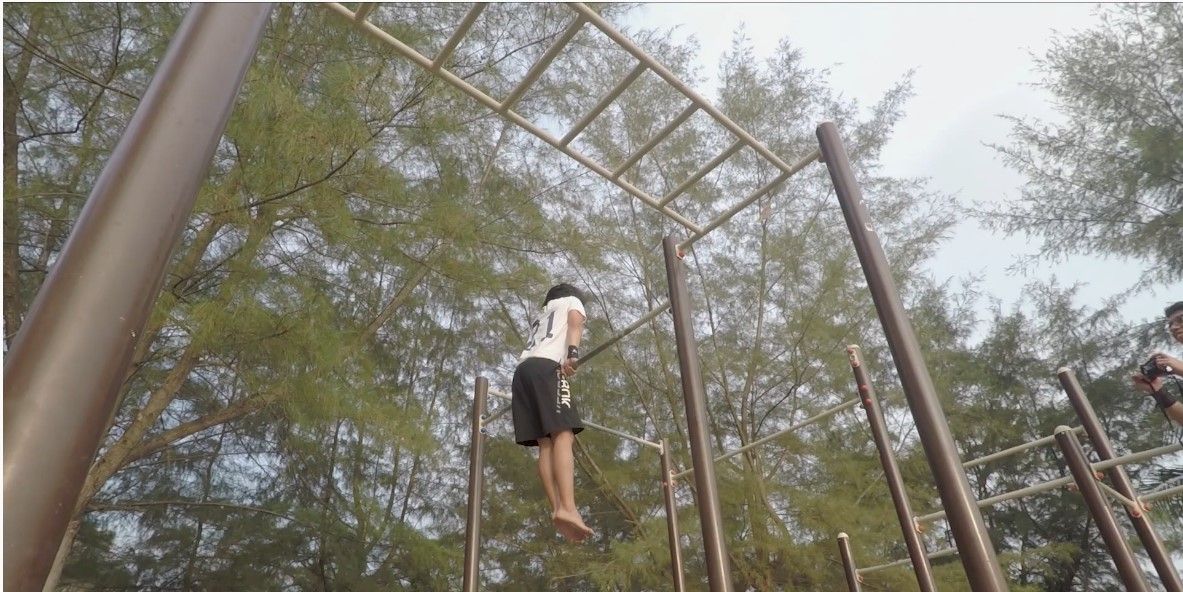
top-left (625, 3), bottom-right (1180, 331)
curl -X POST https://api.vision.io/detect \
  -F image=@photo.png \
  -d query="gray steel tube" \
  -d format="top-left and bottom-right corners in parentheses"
top-left (462, 377), bottom-right (488, 592)
top-left (660, 439), bottom-right (687, 592)
top-left (837, 533), bottom-right (862, 592)
top-left (3, 5), bottom-right (273, 591)
top-left (662, 235), bottom-right (734, 592)
top-left (847, 346), bottom-right (937, 592)
top-left (1058, 368), bottom-right (1182, 591)
top-left (816, 122), bottom-right (1008, 591)
top-left (1054, 427), bottom-right (1150, 592)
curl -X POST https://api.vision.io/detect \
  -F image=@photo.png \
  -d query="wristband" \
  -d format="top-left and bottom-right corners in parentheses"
top-left (567, 345), bottom-right (580, 360)
top-left (1150, 389), bottom-right (1178, 409)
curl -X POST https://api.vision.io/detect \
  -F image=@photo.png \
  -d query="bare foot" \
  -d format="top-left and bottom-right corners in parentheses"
top-left (553, 508), bottom-right (594, 543)
top-left (552, 512), bottom-right (582, 542)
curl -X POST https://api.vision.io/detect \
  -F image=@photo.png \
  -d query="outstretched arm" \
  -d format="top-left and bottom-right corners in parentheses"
top-left (561, 309), bottom-right (585, 377)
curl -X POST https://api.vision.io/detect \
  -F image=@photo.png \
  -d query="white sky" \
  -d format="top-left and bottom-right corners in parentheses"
top-left (625, 3), bottom-right (1181, 331)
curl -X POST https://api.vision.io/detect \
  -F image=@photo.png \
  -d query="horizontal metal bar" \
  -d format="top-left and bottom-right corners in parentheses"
top-left (569, 3), bottom-right (802, 177)
top-left (578, 302), bottom-right (670, 366)
top-left (561, 62), bottom-right (647, 146)
top-left (486, 390), bottom-right (661, 450)
top-left (612, 103), bottom-right (698, 178)
top-left (674, 398), bottom-right (859, 480)
top-left (963, 426), bottom-right (1085, 469)
top-left (353, 2), bottom-right (376, 21)
top-left (918, 442), bottom-right (1183, 524)
top-left (678, 148), bottom-right (819, 251)
top-left (919, 476), bottom-right (1074, 524)
top-left (857, 547), bottom-right (958, 575)
top-left (432, 3), bottom-right (486, 71)
top-left (500, 15), bottom-right (585, 112)
top-left (583, 419), bottom-right (663, 450)
top-left (1092, 443), bottom-right (1182, 472)
top-left (324, 3), bottom-right (704, 235)
top-left (658, 139), bottom-right (746, 207)
top-left (1141, 483), bottom-right (1183, 504)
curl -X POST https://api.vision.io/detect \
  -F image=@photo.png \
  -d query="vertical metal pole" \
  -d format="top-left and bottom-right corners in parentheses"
top-left (837, 533), bottom-right (863, 592)
top-left (816, 122), bottom-right (1008, 591)
top-left (659, 439), bottom-right (687, 592)
top-left (1058, 368), bottom-right (1183, 592)
top-left (1054, 426), bottom-right (1150, 592)
top-left (662, 235), bottom-right (734, 592)
top-left (846, 346), bottom-right (937, 592)
top-left (462, 377), bottom-right (488, 592)
top-left (3, 6), bottom-right (273, 591)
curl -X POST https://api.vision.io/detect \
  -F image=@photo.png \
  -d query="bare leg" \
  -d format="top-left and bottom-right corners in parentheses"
top-left (536, 437), bottom-right (558, 513)
top-left (550, 430), bottom-right (593, 541)
top-left (539, 437), bottom-right (580, 541)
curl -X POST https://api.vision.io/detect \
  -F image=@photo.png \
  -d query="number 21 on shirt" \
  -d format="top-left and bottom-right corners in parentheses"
top-left (524, 311), bottom-right (556, 350)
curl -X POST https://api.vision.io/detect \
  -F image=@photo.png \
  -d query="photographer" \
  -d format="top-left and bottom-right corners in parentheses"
top-left (1131, 301), bottom-right (1183, 426)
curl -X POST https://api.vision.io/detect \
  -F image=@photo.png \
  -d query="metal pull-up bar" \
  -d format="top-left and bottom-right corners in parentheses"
top-left (672, 397), bottom-right (859, 480)
top-left (857, 546), bottom-right (958, 576)
top-left (961, 426), bottom-right (1085, 469)
top-left (577, 301), bottom-right (672, 367)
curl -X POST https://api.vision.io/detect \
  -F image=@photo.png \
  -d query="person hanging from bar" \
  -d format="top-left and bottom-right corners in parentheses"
top-left (512, 283), bottom-right (595, 542)
top-left (1131, 301), bottom-right (1183, 426)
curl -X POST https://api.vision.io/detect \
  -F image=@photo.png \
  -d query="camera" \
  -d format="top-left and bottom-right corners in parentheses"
top-left (1140, 356), bottom-right (1175, 380)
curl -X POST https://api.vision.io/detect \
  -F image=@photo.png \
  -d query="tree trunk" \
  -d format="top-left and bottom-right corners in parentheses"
top-left (3, 7), bottom-right (42, 348)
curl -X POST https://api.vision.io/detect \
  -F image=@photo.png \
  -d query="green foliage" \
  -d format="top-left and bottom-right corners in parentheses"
top-left (984, 3), bottom-right (1183, 282)
top-left (5, 3), bottom-right (1178, 591)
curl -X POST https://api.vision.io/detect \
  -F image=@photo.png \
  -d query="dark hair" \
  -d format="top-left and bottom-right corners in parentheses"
top-left (1166, 301), bottom-right (1183, 318)
top-left (545, 283), bottom-right (584, 306)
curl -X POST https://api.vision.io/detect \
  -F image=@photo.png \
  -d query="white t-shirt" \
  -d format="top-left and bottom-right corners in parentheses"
top-left (519, 296), bottom-right (586, 363)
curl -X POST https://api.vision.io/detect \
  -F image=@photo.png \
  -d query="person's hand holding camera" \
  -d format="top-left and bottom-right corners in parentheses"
top-left (1152, 352), bottom-right (1183, 374)
top-left (1134, 301), bottom-right (1183, 426)
top-left (1131, 372), bottom-right (1164, 395)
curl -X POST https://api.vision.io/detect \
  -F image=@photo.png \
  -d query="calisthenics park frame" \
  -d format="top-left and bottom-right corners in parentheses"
top-left (836, 363), bottom-right (1183, 592)
top-left (5, 3), bottom-right (1147, 592)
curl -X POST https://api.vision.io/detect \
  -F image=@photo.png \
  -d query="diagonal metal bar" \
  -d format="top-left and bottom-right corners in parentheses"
top-left (570, 3), bottom-right (802, 177)
top-left (674, 398), bottom-right (859, 479)
top-left (612, 103), bottom-right (698, 178)
top-left (432, 3), bottom-right (486, 71)
top-left (324, 2), bottom-right (704, 234)
top-left (659, 138), bottom-right (746, 207)
top-left (561, 62), bottom-right (647, 146)
top-left (577, 302), bottom-right (671, 367)
top-left (1098, 480), bottom-right (1141, 512)
top-left (678, 148), bottom-right (819, 251)
top-left (962, 426), bottom-right (1085, 469)
top-left (353, 2), bottom-right (376, 21)
top-left (500, 15), bottom-right (586, 112)
top-left (857, 547), bottom-right (959, 576)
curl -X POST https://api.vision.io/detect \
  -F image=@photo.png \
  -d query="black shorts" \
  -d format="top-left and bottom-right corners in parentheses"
top-left (512, 357), bottom-right (584, 446)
